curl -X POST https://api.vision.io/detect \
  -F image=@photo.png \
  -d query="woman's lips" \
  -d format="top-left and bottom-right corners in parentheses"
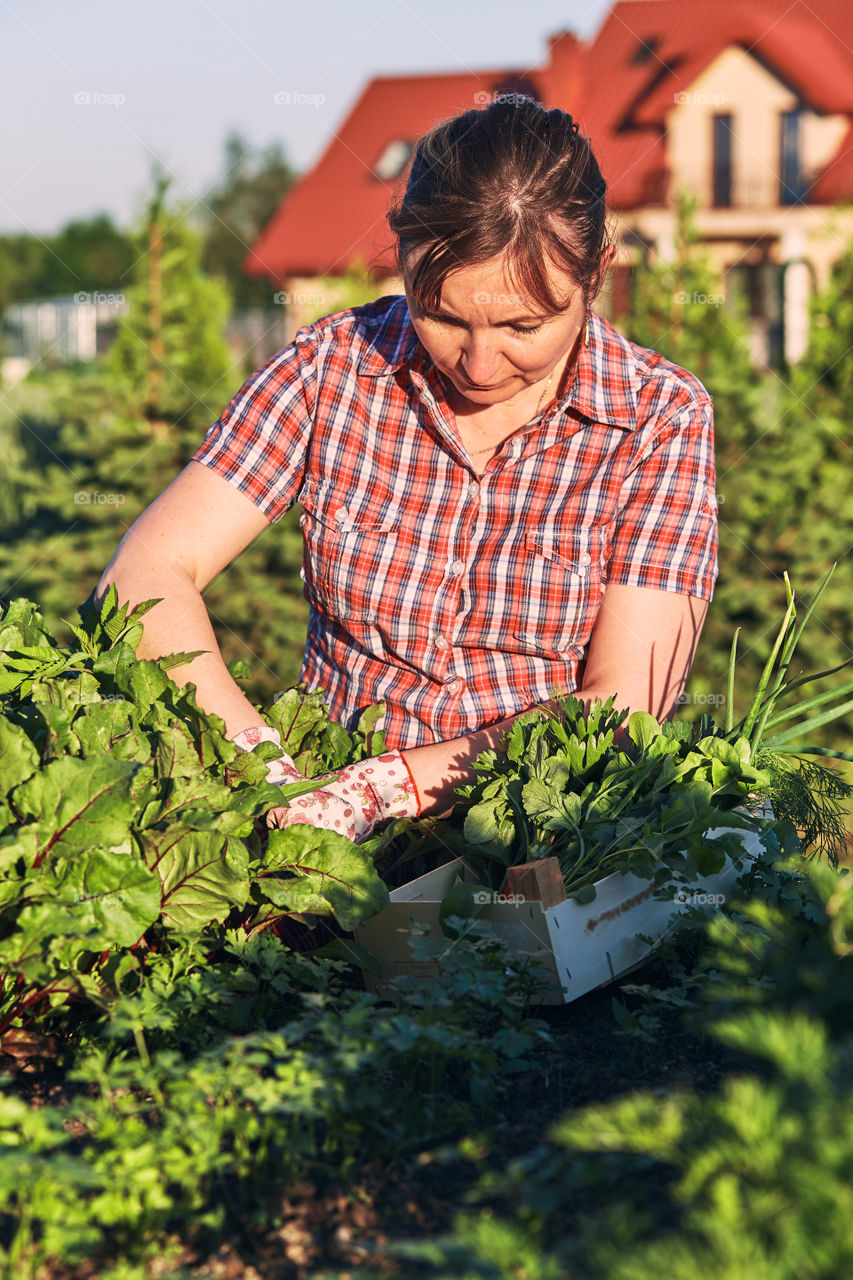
top-left (458, 375), bottom-right (506, 390)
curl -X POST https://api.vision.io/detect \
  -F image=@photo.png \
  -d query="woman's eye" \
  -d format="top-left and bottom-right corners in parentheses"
top-left (420, 312), bottom-right (543, 336)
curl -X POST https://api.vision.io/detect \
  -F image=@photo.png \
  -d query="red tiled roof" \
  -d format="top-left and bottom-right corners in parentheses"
top-left (245, 71), bottom-right (544, 282)
top-left (575, 0), bottom-right (853, 206)
top-left (246, 0), bottom-right (853, 281)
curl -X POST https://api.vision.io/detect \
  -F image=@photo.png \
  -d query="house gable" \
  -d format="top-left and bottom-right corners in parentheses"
top-left (665, 45), bottom-right (849, 207)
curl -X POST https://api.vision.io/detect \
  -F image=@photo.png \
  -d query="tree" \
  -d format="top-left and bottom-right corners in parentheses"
top-left (0, 215), bottom-right (135, 312)
top-left (107, 169), bottom-right (233, 452)
top-left (619, 196), bottom-right (851, 763)
top-left (791, 239), bottom-right (853, 421)
top-left (621, 190), bottom-right (762, 450)
top-left (200, 131), bottom-right (297, 309)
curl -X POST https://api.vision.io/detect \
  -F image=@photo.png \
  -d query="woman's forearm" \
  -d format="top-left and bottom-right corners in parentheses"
top-left (400, 685), bottom-right (638, 819)
top-left (95, 561), bottom-right (265, 739)
top-left (400, 715), bottom-right (517, 817)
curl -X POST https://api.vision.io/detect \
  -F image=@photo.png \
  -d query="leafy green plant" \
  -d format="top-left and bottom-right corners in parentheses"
top-left (456, 700), bottom-right (776, 901)
top-left (382, 856), bottom-right (853, 1280)
top-left (453, 576), bottom-right (852, 898)
top-left (0, 589), bottom-right (389, 1049)
top-left (0, 927), bottom-right (549, 1279)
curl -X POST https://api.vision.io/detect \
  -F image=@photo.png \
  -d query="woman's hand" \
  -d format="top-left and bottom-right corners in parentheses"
top-left (265, 751), bottom-right (420, 844)
top-left (230, 724), bottom-right (305, 785)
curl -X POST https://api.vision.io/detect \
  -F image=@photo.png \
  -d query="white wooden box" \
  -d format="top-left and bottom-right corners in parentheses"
top-left (354, 820), bottom-right (767, 1006)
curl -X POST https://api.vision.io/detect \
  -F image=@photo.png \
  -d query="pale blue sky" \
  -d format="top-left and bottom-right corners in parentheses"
top-left (0, 0), bottom-right (614, 235)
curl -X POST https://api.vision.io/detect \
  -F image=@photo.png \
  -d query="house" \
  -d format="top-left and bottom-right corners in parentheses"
top-left (2, 293), bottom-right (128, 384)
top-left (244, 0), bottom-right (853, 367)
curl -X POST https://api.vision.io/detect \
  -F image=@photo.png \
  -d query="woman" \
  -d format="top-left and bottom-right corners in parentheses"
top-left (96, 98), bottom-right (717, 844)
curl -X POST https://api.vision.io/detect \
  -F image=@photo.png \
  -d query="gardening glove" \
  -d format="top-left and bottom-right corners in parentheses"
top-left (230, 724), bottom-right (305, 786)
top-left (264, 751), bottom-right (421, 844)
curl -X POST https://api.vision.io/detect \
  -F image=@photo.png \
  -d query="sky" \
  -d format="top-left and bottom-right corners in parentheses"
top-left (0, 0), bottom-right (614, 237)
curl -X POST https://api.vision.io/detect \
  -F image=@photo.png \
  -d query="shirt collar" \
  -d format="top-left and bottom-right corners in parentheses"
top-left (356, 295), bottom-right (639, 430)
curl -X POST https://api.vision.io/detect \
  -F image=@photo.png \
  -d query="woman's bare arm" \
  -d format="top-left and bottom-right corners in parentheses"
top-left (401, 584), bottom-right (709, 817)
top-left (95, 461), bottom-right (276, 738)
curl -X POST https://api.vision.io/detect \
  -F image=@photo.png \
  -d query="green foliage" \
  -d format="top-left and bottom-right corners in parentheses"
top-left (619, 195), bottom-right (852, 775)
top-left (624, 190), bottom-right (761, 450)
top-left (455, 697), bottom-right (778, 898)
top-left (793, 236), bottom-right (853, 421)
top-left (106, 171), bottom-right (233, 436)
top-left (200, 130), bottom-right (297, 310)
top-left (0, 363), bottom-right (309, 710)
top-left (451, 581), bottom-right (853, 896)
top-left (0, 916), bottom-right (548, 1277)
top-left (0, 214), bottom-right (135, 315)
top-left (0, 590), bottom-right (390, 1046)
top-left (388, 858), bottom-right (853, 1280)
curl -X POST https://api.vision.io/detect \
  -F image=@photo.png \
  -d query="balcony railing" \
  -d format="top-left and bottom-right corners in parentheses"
top-left (656, 168), bottom-right (814, 209)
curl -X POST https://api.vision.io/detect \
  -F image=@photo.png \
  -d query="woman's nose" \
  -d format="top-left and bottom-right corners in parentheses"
top-left (459, 331), bottom-right (501, 384)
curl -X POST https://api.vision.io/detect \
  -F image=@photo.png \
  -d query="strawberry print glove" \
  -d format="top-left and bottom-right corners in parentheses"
top-left (230, 724), bottom-right (305, 786)
top-left (265, 750), bottom-right (421, 844)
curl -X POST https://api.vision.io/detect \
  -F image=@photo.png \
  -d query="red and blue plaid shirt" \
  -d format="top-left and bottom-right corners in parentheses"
top-left (191, 295), bottom-right (718, 749)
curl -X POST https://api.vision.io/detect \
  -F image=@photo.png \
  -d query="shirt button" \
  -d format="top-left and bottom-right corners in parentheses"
top-left (447, 559), bottom-right (465, 575)
top-left (578, 551), bottom-right (592, 568)
top-left (467, 482), bottom-right (480, 499)
top-left (434, 635), bottom-right (449, 650)
top-left (334, 507), bottom-right (349, 522)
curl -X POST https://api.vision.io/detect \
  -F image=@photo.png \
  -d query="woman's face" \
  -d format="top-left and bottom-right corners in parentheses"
top-left (403, 249), bottom-right (586, 409)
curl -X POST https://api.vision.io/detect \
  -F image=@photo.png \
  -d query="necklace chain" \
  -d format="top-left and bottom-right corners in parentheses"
top-left (466, 372), bottom-right (554, 456)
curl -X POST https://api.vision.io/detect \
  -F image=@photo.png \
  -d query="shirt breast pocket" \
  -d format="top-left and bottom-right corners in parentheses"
top-left (299, 480), bottom-right (402, 623)
top-left (512, 526), bottom-right (607, 655)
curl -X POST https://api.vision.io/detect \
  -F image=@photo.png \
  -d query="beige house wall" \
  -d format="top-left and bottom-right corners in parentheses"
top-left (665, 46), bottom-right (848, 209)
top-left (611, 45), bottom-right (853, 362)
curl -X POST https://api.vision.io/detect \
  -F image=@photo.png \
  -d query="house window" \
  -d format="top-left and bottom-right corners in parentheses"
top-left (632, 36), bottom-right (660, 64)
top-left (373, 140), bottom-right (414, 181)
top-left (712, 113), bottom-right (733, 207)
top-left (780, 110), bottom-right (806, 205)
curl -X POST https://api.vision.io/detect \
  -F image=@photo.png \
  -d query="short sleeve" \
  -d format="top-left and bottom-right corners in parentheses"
top-left (189, 327), bottom-right (317, 524)
top-left (605, 394), bottom-right (718, 601)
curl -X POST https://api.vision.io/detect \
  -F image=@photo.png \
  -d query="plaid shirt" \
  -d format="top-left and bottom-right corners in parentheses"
top-left (191, 295), bottom-right (718, 750)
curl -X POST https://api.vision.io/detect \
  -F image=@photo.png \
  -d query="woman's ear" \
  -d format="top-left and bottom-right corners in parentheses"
top-left (602, 242), bottom-right (618, 271)
top-left (589, 241), bottom-right (619, 303)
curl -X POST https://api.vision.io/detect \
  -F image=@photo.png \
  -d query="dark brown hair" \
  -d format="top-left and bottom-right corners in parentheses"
top-left (387, 96), bottom-right (610, 314)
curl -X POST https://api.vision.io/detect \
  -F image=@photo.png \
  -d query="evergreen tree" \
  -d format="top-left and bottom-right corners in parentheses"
top-left (621, 191), bottom-right (761, 448)
top-left (107, 169), bottom-right (233, 452)
top-left (791, 239), bottom-right (853, 421)
top-left (620, 196), bottom-right (851, 762)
